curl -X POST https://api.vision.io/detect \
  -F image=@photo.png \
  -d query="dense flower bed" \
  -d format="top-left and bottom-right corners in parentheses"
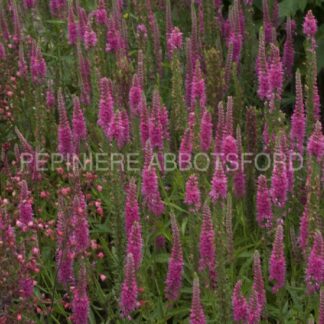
top-left (0, 0), bottom-right (324, 323)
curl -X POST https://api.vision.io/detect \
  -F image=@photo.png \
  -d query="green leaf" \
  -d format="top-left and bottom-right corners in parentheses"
top-left (279, 0), bottom-right (307, 17)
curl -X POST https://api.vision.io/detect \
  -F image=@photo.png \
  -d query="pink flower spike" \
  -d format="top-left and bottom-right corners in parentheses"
top-left (269, 224), bottom-right (286, 293)
top-left (119, 253), bottom-right (138, 318)
top-left (232, 280), bottom-right (248, 322)
top-left (72, 96), bottom-right (87, 142)
top-left (256, 175), bottom-right (273, 228)
top-left (253, 251), bottom-right (266, 312)
top-left (209, 159), bottom-right (227, 202)
top-left (165, 214), bottom-right (183, 301)
top-left (167, 26), bottom-right (183, 57)
top-left (190, 275), bottom-right (206, 324)
top-left (303, 10), bottom-right (317, 38)
top-left (125, 179), bottom-right (140, 235)
top-left (72, 264), bottom-right (89, 324)
top-left (199, 204), bottom-right (217, 288)
top-left (200, 110), bottom-right (212, 152)
top-left (307, 121), bottom-right (324, 161)
top-left (290, 71), bottom-right (305, 153)
top-left (127, 221), bottom-right (143, 270)
top-left (184, 174), bottom-right (201, 211)
top-left (57, 89), bottom-right (73, 157)
top-left (305, 231), bottom-right (324, 294)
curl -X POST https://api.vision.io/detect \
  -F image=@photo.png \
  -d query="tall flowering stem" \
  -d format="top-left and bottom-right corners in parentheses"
top-left (290, 70), bottom-right (305, 154)
top-left (199, 204), bottom-right (217, 288)
top-left (253, 250), bottom-right (266, 313)
top-left (72, 263), bottom-right (89, 324)
top-left (126, 221), bottom-right (143, 270)
top-left (256, 175), bottom-right (272, 228)
top-left (269, 224), bottom-right (286, 293)
top-left (232, 280), bottom-right (248, 322)
top-left (305, 231), bottom-right (324, 293)
top-left (190, 275), bottom-right (206, 324)
top-left (165, 213), bottom-right (183, 302)
top-left (57, 89), bottom-right (73, 158)
top-left (119, 253), bottom-right (138, 319)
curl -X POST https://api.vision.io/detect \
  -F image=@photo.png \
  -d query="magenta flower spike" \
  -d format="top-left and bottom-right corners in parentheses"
top-left (159, 105), bottom-right (170, 141)
top-left (57, 89), bottom-right (73, 157)
top-left (268, 44), bottom-right (283, 101)
top-left (68, 7), bottom-right (78, 45)
top-left (232, 280), bottom-right (248, 322)
top-left (200, 110), bottom-right (212, 152)
top-left (184, 174), bottom-right (201, 211)
top-left (167, 27), bottom-right (183, 57)
top-left (120, 253), bottom-right (138, 318)
top-left (72, 191), bottom-right (89, 253)
top-left (72, 264), bottom-right (89, 324)
top-left (125, 178), bottom-right (140, 235)
top-left (262, 0), bottom-right (273, 43)
top-left (283, 18), bottom-right (295, 78)
top-left (222, 134), bottom-right (238, 165)
top-left (179, 129), bottom-right (193, 170)
top-left (256, 175), bottom-right (273, 228)
top-left (127, 221), bottom-right (143, 270)
top-left (290, 71), bottom-right (305, 153)
top-left (30, 42), bottom-right (47, 83)
top-left (303, 10), bottom-right (317, 38)
top-left (23, 0), bottom-right (37, 9)
top-left (199, 204), bottom-right (217, 288)
top-left (84, 23), bottom-right (97, 50)
top-left (141, 143), bottom-right (164, 216)
top-left (307, 121), bottom-right (324, 161)
top-left (129, 74), bottom-right (142, 116)
top-left (98, 77), bottom-right (114, 134)
top-left (269, 224), bottom-right (286, 293)
top-left (225, 96), bottom-right (234, 137)
top-left (95, 0), bottom-right (107, 25)
top-left (253, 251), bottom-right (266, 313)
top-left (18, 180), bottom-right (33, 226)
top-left (149, 90), bottom-right (163, 150)
top-left (50, 0), bottom-right (66, 17)
top-left (72, 96), bottom-right (87, 142)
top-left (227, 1), bottom-right (243, 63)
top-left (190, 275), bottom-right (206, 324)
top-left (210, 158), bottom-right (227, 202)
top-left (165, 214), bottom-right (183, 301)
top-left (256, 29), bottom-right (269, 100)
top-left (305, 231), bottom-right (324, 293)
top-left (247, 287), bottom-right (262, 324)
top-left (191, 60), bottom-right (206, 111)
